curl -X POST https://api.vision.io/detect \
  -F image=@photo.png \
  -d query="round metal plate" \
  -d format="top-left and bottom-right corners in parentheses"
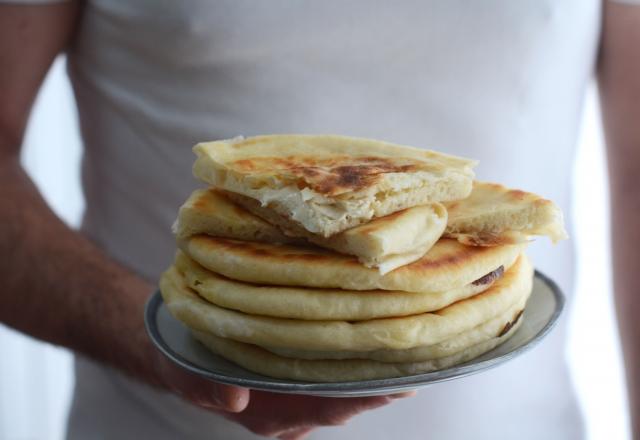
top-left (145, 271), bottom-right (563, 397)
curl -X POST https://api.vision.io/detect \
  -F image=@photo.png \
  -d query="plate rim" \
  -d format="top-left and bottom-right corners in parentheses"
top-left (144, 270), bottom-right (564, 394)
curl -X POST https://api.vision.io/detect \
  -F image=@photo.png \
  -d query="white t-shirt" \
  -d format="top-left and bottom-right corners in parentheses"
top-left (12, 0), bottom-right (611, 438)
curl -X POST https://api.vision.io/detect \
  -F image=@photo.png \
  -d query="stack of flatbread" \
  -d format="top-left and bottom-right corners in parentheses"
top-left (159, 134), bottom-right (566, 382)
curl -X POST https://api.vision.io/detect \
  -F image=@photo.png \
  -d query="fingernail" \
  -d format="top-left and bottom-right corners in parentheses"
top-left (389, 391), bottom-right (417, 399)
top-left (229, 390), bottom-right (250, 413)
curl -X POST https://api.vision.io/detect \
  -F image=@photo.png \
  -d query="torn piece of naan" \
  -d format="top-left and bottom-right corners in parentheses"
top-left (444, 181), bottom-right (568, 246)
top-left (174, 188), bottom-right (447, 274)
top-left (192, 134), bottom-right (476, 237)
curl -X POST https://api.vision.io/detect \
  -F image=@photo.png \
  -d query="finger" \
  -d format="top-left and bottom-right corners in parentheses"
top-left (278, 427), bottom-right (315, 440)
top-left (157, 357), bottom-right (250, 412)
top-left (183, 381), bottom-right (250, 413)
top-left (223, 393), bottom-right (395, 437)
top-left (249, 392), bottom-right (392, 428)
top-left (206, 381), bottom-right (251, 413)
top-left (310, 395), bottom-right (392, 426)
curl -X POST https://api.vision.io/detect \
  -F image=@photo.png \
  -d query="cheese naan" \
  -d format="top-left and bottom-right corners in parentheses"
top-left (174, 188), bottom-right (446, 274)
top-left (192, 134), bottom-right (476, 237)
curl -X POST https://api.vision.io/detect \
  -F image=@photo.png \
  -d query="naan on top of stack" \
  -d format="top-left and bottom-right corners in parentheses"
top-left (174, 188), bottom-right (447, 274)
top-left (444, 181), bottom-right (568, 246)
top-left (192, 134), bottom-right (477, 237)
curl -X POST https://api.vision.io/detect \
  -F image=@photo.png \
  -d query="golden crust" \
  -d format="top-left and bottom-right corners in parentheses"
top-left (174, 250), bottom-right (507, 321)
top-left (192, 135), bottom-right (477, 236)
top-left (190, 317), bottom-right (523, 382)
top-left (194, 134), bottom-right (476, 196)
top-left (181, 189), bottom-right (447, 273)
top-left (181, 234), bottom-right (524, 293)
top-left (173, 188), bottom-right (303, 244)
top-left (444, 181), bottom-right (568, 245)
top-left (229, 155), bottom-right (423, 197)
top-left (159, 255), bottom-right (533, 352)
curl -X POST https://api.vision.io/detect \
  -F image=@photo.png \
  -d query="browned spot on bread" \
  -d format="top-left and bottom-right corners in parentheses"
top-left (281, 252), bottom-right (331, 261)
top-left (310, 160), bottom-right (418, 195)
top-left (405, 239), bottom-right (493, 271)
top-left (231, 203), bottom-right (253, 217)
top-left (193, 235), bottom-right (348, 262)
top-left (192, 197), bottom-right (211, 210)
top-left (300, 167), bottom-right (321, 178)
top-left (498, 310), bottom-right (524, 337)
top-left (233, 159), bottom-right (259, 171)
top-left (533, 198), bottom-right (552, 208)
top-left (506, 189), bottom-right (528, 201)
top-left (229, 155), bottom-right (422, 196)
top-left (446, 201), bottom-right (460, 211)
top-left (249, 248), bottom-right (270, 257)
top-left (472, 265), bottom-right (504, 286)
top-left (455, 233), bottom-right (520, 247)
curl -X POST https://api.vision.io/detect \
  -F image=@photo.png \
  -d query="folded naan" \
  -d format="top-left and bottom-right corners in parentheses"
top-left (444, 181), bottom-right (568, 246)
top-left (174, 188), bottom-right (447, 273)
top-left (192, 134), bottom-right (476, 237)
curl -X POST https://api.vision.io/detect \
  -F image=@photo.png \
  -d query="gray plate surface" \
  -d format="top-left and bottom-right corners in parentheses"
top-left (145, 271), bottom-right (563, 397)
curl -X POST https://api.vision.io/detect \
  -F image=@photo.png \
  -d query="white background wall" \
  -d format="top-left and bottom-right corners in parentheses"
top-left (0, 56), bottom-right (629, 439)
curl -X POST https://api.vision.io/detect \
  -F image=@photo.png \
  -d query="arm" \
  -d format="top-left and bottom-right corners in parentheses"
top-left (598, 2), bottom-right (640, 438)
top-left (0, 5), bottom-right (404, 439)
top-left (0, 1), bottom-right (247, 411)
